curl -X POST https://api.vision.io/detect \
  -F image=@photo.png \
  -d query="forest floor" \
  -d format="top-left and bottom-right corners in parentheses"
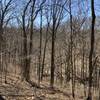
top-left (0, 73), bottom-right (99, 100)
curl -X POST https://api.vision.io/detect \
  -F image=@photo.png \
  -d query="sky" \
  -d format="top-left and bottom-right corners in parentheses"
top-left (3, 0), bottom-right (100, 27)
top-left (95, 0), bottom-right (100, 16)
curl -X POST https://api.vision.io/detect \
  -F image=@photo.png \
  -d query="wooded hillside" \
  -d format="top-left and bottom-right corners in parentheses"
top-left (0, 0), bottom-right (100, 100)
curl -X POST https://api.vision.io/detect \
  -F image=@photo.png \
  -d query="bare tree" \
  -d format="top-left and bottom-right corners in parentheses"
top-left (40, 8), bottom-right (50, 81)
top-left (87, 0), bottom-right (96, 100)
top-left (22, 0), bottom-right (31, 81)
top-left (68, 0), bottom-right (75, 98)
top-left (50, 0), bottom-right (66, 88)
top-left (22, 0), bottom-right (46, 82)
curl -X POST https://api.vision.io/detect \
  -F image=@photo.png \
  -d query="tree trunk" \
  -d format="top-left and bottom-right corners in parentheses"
top-left (50, 29), bottom-right (55, 88)
top-left (87, 0), bottom-right (96, 99)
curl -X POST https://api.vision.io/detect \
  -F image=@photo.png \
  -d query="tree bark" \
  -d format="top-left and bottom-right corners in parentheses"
top-left (87, 0), bottom-right (96, 99)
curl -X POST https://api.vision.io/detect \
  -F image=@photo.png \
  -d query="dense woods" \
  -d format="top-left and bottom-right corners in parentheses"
top-left (0, 0), bottom-right (100, 100)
